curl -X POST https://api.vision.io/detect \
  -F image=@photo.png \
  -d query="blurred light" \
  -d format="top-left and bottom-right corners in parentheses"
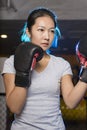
top-left (0, 34), bottom-right (8, 38)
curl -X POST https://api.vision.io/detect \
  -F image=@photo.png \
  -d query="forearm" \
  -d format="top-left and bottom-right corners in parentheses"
top-left (6, 86), bottom-right (28, 114)
top-left (67, 81), bottom-right (87, 108)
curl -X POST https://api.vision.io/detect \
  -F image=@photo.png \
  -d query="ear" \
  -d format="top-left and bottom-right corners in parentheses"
top-left (26, 28), bottom-right (31, 38)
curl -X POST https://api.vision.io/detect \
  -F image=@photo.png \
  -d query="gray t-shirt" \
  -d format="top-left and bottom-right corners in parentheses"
top-left (2, 55), bottom-right (72, 130)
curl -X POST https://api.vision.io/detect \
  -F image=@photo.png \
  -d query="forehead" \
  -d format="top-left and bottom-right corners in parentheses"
top-left (34, 16), bottom-right (55, 27)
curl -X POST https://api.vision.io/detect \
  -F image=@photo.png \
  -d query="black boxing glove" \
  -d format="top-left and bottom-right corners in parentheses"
top-left (14, 42), bottom-right (44, 87)
top-left (79, 67), bottom-right (87, 83)
top-left (76, 35), bottom-right (87, 83)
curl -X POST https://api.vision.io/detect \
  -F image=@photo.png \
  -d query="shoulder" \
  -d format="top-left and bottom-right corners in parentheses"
top-left (5, 55), bottom-right (14, 62)
top-left (50, 54), bottom-right (70, 65)
top-left (4, 55), bottom-right (14, 67)
top-left (2, 55), bottom-right (15, 74)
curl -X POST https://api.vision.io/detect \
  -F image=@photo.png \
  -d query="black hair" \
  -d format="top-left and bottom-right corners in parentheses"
top-left (27, 7), bottom-right (58, 31)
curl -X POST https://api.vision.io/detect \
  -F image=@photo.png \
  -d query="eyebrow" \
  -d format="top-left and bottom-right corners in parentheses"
top-left (38, 26), bottom-right (55, 29)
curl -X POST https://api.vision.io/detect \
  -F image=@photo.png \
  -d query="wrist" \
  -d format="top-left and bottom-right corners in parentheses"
top-left (15, 74), bottom-right (30, 88)
top-left (79, 67), bottom-right (87, 83)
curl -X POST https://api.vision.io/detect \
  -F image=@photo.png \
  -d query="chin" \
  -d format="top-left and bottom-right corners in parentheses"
top-left (41, 46), bottom-right (49, 51)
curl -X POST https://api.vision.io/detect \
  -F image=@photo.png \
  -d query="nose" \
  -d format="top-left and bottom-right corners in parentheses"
top-left (44, 31), bottom-right (50, 41)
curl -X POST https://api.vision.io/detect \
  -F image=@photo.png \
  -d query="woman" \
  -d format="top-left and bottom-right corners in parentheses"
top-left (2, 7), bottom-right (87, 130)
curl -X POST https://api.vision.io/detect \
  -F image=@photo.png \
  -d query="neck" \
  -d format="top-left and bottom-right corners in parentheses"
top-left (34, 53), bottom-right (50, 72)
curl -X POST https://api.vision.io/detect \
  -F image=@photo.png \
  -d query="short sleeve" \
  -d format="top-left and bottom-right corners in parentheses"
top-left (1, 55), bottom-right (16, 75)
top-left (62, 60), bottom-right (73, 76)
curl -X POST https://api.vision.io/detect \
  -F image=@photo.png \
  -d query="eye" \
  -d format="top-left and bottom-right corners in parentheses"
top-left (38, 28), bottom-right (44, 32)
top-left (50, 29), bottom-right (55, 34)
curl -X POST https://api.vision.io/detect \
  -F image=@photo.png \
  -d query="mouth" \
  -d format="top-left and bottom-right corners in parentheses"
top-left (41, 43), bottom-right (49, 47)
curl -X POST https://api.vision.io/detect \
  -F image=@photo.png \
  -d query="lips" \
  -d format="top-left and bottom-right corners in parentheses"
top-left (41, 43), bottom-right (49, 46)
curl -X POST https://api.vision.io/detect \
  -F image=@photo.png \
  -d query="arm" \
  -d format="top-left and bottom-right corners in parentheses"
top-left (3, 42), bottom-right (43, 114)
top-left (61, 74), bottom-right (87, 109)
top-left (3, 73), bottom-right (27, 114)
top-left (61, 35), bottom-right (87, 109)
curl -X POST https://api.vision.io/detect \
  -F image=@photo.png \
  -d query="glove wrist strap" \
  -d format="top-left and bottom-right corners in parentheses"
top-left (79, 67), bottom-right (87, 83)
top-left (15, 74), bottom-right (30, 87)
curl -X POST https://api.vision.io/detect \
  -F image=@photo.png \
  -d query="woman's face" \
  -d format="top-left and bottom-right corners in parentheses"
top-left (27, 16), bottom-right (55, 51)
